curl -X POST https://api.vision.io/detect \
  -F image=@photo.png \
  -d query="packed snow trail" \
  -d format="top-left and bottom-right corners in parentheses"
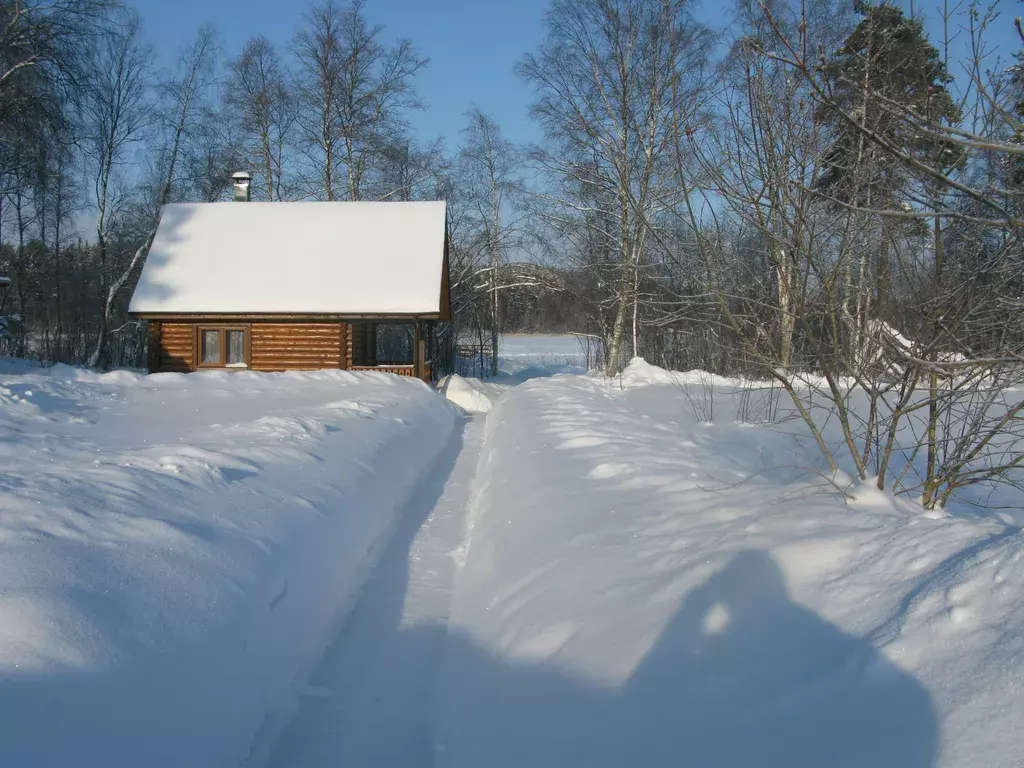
top-left (264, 415), bottom-right (485, 768)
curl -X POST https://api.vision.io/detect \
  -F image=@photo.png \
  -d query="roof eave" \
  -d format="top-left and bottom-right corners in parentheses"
top-left (130, 311), bottom-right (444, 321)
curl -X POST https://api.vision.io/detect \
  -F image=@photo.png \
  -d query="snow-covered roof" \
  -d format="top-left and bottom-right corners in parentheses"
top-left (129, 201), bottom-right (447, 316)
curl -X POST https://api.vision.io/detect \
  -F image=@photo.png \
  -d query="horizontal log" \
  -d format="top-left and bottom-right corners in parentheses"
top-left (252, 328), bottom-right (340, 334)
top-left (251, 337), bottom-right (342, 345)
top-left (251, 365), bottom-right (338, 371)
top-left (252, 327), bottom-right (340, 333)
top-left (251, 329), bottom-right (339, 335)
top-left (254, 356), bottom-right (341, 362)
top-left (252, 349), bottom-right (341, 355)
top-left (252, 348), bottom-right (340, 355)
top-left (251, 346), bottom-right (342, 354)
top-left (250, 331), bottom-right (339, 337)
top-left (252, 339), bottom-right (340, 346)
top-left (252, 342), bottom-right (340, 349)
top-left (252, 324), bottom-right (341, 331)
top-left (251, 364), bottom-right (341, 369)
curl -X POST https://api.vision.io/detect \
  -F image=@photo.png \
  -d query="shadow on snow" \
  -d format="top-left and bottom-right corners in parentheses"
top-left (269, 416), bottom-right (939, 768)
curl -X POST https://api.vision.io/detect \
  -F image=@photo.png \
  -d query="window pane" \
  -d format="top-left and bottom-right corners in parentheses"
top-left (201, 330), bottom-right (221, 364)
top-left (226, 330), bottom-right (246, 365)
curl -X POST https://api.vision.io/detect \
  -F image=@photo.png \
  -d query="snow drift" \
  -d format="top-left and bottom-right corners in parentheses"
top-left (439, 363), bottom-right (1024, 767)
top-left (440, 374), bottom-right (496, 414)
top-left (0, 363), bottom-right (457, 767)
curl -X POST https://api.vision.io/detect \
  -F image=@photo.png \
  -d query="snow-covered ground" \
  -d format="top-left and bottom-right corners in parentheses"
top-left (2, 349), bottom-right (1022, 767)
top-left (453, 333), bottom-right (597, 379)
top-left (0, 360), bottom-right (457, 767)
top-left (499, 333), bottom-right (598, 371)
top-left (439, 360), bottom-right (1024, 767)
top-left (265, 416), bottom-right (486, 768)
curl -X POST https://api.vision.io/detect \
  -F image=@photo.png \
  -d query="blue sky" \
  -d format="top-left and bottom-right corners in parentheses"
top-left (127, 0), bottom-right (1022, 150)
top-left (128, 0), bottom-right (552, 146)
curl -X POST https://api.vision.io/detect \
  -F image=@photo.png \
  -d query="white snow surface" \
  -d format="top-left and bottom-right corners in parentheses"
top-left (265, 416), bottom-right (486, 767)
top-left (437, 360), bottom-right (1024, 767)
top-left (440, 375), bottom-right (499, 414)
top-left (499, 333), bottom-right (596, 371)
top-left (129, 201), bottom-right (447, 315)
top-left (3, 349), bottom-right (1023, 767)
top-left (0, 361), bottom-right (457, 767)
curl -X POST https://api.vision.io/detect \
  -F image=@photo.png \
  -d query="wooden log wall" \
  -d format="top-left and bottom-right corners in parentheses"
top-left (151, 322), bottom-right (195, 373)
top-left (143, 320), bottom-right (441, 375)
top-left (250, 322), bottom-right (345, 371)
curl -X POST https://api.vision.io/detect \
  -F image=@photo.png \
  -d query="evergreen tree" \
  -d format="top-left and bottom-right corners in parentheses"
top-left (816, 1), bottom-right (961, 318)
top-left (817, 1), bottom-right (961, 208)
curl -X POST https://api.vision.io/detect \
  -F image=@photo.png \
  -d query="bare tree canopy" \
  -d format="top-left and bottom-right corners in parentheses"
top-left (0, 0), bottom-right (1020, 510)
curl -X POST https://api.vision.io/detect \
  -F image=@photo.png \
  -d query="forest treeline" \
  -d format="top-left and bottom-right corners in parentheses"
top-left (1, 0), bottom-right (1023, 507)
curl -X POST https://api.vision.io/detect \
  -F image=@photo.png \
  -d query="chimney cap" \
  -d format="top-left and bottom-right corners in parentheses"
top-left (232, 171), bottom-right (252, 181)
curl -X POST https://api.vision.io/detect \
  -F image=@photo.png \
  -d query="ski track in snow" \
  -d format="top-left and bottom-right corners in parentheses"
top-left (265, 415), bottom-right (486, 768)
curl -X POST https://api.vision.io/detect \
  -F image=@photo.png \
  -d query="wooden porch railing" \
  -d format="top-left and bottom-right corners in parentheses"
top-left (350, 365), bottom-right (417, 376)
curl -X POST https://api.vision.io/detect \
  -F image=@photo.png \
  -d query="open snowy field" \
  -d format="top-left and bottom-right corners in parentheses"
top-left (0, 360), bottom-right (457, 767)
top-left (499, 333), bottom-right (598, 372)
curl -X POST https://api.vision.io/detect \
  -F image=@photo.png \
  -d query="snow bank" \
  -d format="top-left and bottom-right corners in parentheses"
top-left (439, 374), bottom-right (1023, 767)
top-left (0, 365), bottom-right (457, 767)
top-left (619, 356), bottom-right (769, 390)
top-left (440, 374), bottom-right (496, 414)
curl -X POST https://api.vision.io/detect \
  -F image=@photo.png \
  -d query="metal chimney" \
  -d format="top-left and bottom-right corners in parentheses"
top-left (232, 171), bottom-right (252, 202)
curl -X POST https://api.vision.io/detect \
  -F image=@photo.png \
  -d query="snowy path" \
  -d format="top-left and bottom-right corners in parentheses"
top-left (264, 414), bottom-right (485, 768)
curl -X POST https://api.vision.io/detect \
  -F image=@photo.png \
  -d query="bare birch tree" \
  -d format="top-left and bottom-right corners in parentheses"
top-left (333, 0), bottom-right (426, 201)
top-left (224, 35), bottom-right (295, 201)
top-left (519, 0), bottom-right (713, 373)
top-left (86, 23), bottom-right (217, 367)
top-left (293, 0), bottom-right (345, 201)
top-left (457, 107), bottom-right (526, 376)
top-left (81, 14), bottom-right (152, 367)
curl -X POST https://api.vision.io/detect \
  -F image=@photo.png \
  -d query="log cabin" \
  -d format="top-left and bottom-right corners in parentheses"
top-left (128, 174), bottom-right (450, 381)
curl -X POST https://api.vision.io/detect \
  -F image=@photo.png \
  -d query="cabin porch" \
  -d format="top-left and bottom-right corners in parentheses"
top-left (349, 320), bottom-right (435, 382)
